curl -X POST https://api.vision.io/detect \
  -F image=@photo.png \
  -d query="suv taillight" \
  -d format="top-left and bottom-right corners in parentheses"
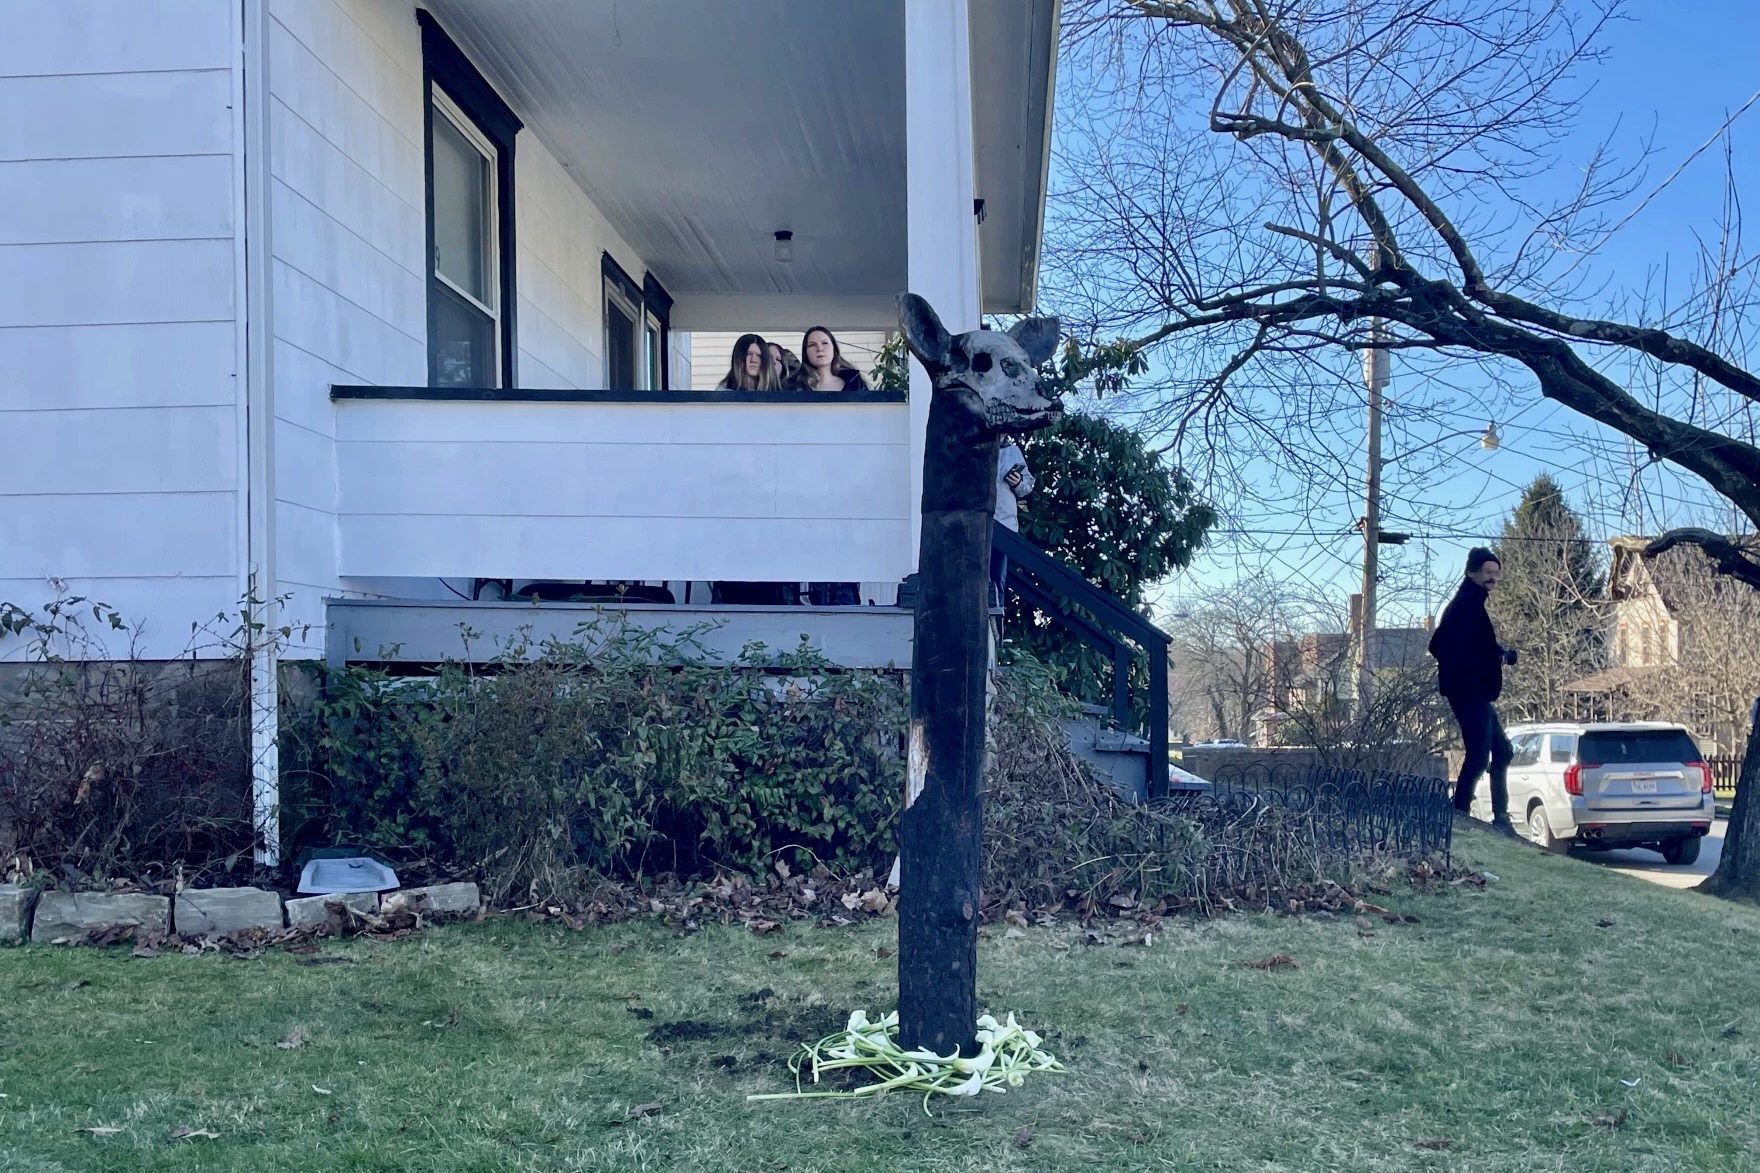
top-left (1691, 762), bottom-right (1714, 794)
top-left (1564, 763), bottom-right (1585, 795)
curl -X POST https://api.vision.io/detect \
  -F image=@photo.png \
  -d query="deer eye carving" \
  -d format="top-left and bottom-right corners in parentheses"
top-left (970, 351), bottom-right (993, 373)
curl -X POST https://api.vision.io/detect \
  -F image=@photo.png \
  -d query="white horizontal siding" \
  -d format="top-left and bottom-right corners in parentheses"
top-left (262, 0), bottom-right (425, 639)
top-left (339, 441), bottom-right (904, 520)
top-left (514, 135), bottom-right (649, 389)
top-left (0, 407), bottom-right (237, 496)
top-left (0, 239), bottom-right (235, 328)
top-left (1, 493), bottom-right (238, 579)
top-left (0, 576), bottom-right (245, 663)
top-left (339, 515), bottom-right (912, 582)
top-left (0, 322), bottom-right (236, 410)
top-left (0, 71), bottom-right (233, 162)
top-left (0, 1), bottom-right (235, 77)
top-left (336, 399), bottom-right (909, 445)
top-left (0, 0), bottom-right (241, 661)
top-left (332, 399), bottom-right (913, 581)
top-left (0, 155), bottom-right (235, 245)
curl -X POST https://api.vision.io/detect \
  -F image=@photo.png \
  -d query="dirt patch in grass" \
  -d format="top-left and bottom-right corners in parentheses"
top-left (647, 987), bottom-right (855, 1078)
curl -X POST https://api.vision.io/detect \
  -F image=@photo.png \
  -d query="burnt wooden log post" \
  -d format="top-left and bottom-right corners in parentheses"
top-left (895, 293), bottom-right (1060, 1056)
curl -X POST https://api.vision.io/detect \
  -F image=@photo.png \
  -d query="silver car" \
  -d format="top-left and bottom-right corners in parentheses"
top-left (1469, 721), bottom-right (1717, 864)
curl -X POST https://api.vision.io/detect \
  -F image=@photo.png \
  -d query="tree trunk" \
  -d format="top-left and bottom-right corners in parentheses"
top-left (1698, 699), bottom-right (1760, 901)
top-left (897, 401), bottom-right (997, 1058)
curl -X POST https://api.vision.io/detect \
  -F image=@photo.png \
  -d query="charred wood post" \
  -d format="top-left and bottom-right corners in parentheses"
top-left (894, 292), bottom-right (1060, 1055)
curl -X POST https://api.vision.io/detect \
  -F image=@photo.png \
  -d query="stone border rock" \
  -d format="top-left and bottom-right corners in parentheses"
top-left (31, 891), bottom-right (171, 944)
top-left (0, 882), bottom-right (482, 944)
top-left (1, 884), bottom-right (40, 941)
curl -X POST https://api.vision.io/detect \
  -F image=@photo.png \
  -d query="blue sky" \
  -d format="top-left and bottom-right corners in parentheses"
top-left (1046, 3), bottom-right (1760, 628)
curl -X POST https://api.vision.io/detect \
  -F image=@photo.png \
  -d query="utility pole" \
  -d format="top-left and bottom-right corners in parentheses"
top-left (1357, 320), bottom-right (1388, 717)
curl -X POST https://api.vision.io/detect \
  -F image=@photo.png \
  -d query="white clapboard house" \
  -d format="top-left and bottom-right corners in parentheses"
top-left (1, 0), bottom-right (1065, 855)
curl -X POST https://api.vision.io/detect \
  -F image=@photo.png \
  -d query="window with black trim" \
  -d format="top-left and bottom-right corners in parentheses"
top-left (602, 253), bottom-right (672, 390)
top-left (420, 11), bottom-right (520, 388)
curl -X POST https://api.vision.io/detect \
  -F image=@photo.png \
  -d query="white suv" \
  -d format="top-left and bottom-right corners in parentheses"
top-left (1470, 722), bottom-right (1717, 864)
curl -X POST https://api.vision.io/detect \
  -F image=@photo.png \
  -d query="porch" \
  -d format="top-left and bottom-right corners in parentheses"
top-left (270, 0), bottom-right (1058, 642)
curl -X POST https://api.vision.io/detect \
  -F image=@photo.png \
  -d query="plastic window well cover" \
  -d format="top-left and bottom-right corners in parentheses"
top-left (297, 856), bottom-right (400, 894)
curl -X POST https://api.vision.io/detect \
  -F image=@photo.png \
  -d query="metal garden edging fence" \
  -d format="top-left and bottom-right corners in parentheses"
top-left (1189, 762), bottom-right (1456, 862)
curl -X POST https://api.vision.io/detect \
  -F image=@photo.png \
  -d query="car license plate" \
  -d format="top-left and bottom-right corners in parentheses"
top-left (1631, 777), bottom-right (1659, 794)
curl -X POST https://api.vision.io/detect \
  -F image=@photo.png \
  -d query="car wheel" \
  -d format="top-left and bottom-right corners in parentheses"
top-left (1662, 836), bottom-right (1701, 867)
top-left (1527, 804), bottom-right (1570, 855)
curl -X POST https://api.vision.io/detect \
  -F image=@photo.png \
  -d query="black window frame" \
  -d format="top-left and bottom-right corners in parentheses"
top-left (643, 272), bottom-right (673, 391)
top-left (419, 9), bottom-right (520, 389)
top-left (602, 252), bottom-right (673, 390)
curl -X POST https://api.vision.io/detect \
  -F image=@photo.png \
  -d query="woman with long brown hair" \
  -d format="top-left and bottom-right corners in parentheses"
top-left (715, 333), bottom-right (777, 390)
top-left (793, 326), bottom-right (869, 392)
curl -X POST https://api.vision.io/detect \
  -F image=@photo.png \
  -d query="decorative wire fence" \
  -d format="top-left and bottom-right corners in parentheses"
top-left (1707, 756), bottom-right (1742, 801)
top-left (1168, 762), bottom-right (1457, 863)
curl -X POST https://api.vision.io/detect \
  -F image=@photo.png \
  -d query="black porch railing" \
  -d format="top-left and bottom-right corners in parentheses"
top-left (992, 522), bottom-right (1171, 797)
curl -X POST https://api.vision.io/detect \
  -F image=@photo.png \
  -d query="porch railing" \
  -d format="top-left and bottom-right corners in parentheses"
top-left (992, 522), bottom-right (1170, 797)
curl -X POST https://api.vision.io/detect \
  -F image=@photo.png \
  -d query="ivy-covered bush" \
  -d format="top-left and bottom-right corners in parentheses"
top-left (280, 619), bottom-right (909, 902)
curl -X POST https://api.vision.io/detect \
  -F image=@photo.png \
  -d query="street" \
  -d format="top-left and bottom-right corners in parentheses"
top-left (1578, 819), bottom-right (1726, 890)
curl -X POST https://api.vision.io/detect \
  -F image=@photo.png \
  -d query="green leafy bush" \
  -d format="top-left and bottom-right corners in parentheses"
top-left (280, 618), bottom-right (909, 902)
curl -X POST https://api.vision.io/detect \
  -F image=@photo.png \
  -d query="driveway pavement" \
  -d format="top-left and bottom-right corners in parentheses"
top-left (1577, 819), bottom-right (1725, 890)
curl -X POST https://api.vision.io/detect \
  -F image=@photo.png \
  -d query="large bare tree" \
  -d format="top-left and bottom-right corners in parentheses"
top-left (1053, 0), bottom-right (1760, 898)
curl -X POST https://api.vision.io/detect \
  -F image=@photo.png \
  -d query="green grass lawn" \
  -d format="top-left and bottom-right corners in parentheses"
top-left (3, 830), bottom-right (1759, 1172)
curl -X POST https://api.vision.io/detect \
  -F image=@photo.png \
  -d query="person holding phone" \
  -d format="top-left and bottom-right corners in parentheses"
top-left (990, 440), bottom-right (1035, 596)
top-left (1429, 547), bottom-right (1521, 837)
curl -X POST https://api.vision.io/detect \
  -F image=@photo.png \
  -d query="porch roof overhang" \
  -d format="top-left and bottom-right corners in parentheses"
top-left (419, 0), bottom-right (1056, 326)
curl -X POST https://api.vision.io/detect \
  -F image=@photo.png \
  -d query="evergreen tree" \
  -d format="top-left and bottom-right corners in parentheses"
top-left (1009, 401), bottom-right (1214, 723)
top-left (1485, 475), bottom-right (1606, 721)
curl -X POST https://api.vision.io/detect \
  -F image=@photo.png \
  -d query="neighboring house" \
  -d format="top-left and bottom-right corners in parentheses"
top-left (1565, 536), bottom-right (1760, 754)
top-left (0, 0), bottom-right (1060, 856)
top-left (1262, 595), bottom-right (1433, 719)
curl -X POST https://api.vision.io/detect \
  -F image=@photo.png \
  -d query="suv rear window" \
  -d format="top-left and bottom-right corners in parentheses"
top-left (1579, 729), bottom-right (1702, 765)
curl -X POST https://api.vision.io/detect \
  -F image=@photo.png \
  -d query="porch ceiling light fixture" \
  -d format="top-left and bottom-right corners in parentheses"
top-left (773, 230), bottom-right (794, 263)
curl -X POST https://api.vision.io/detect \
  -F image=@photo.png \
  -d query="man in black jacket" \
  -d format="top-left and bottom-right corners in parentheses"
top-left (1429, 547), bottom-right (1520, 837)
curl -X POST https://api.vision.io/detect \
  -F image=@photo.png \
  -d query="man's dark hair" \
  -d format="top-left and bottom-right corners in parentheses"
top-left (1465, 546), bottom-right (1501, 574)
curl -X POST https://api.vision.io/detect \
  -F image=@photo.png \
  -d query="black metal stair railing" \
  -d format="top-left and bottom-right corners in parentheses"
top-left (991, 522), bottom-right (1171, 796)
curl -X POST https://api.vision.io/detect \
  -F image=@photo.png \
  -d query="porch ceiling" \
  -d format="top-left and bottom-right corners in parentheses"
top-left (421, 0), bottom-right (908, 301)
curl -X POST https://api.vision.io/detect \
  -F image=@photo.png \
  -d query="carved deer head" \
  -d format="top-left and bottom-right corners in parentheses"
top-left (897, 293), bottom-right (1061, 435)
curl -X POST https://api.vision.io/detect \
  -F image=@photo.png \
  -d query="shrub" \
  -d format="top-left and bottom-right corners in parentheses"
top-left (0, 593), bottom-right (255, 885)
top-left (280, 618), bottom-right (909, 903)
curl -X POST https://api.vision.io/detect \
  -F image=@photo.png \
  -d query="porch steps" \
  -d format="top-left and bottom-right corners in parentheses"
top-left (1060, 705), bottom-right (1209, 804)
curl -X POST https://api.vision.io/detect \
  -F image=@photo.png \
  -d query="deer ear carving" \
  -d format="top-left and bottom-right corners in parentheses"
top-left (1007, 316), bottom-right (1060, 367)
top-left (898, 293), bottom-right (954, 375)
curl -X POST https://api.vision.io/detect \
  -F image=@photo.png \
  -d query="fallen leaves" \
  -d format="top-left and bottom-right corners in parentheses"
top-left (76, 1126), bottom-right (124, 1136)
top-left (1593, 1108), bottom-right (1627, 1130)
top-left (312, 1085), bottom-right (332, 1096)
top-left (169, 1125), bottom-right (220, 1140)
top-left (1414, 1138), bottom-right (1453, 1150)
top-left (626, 1101), bottom-right (663, 1120)
top-left (1014, 1125), bottom-right (1034, 1148)
top-left (276, 1026), bottom-right (307, 1050)
top-left (1238, 955), bottom-right (1300, 971)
